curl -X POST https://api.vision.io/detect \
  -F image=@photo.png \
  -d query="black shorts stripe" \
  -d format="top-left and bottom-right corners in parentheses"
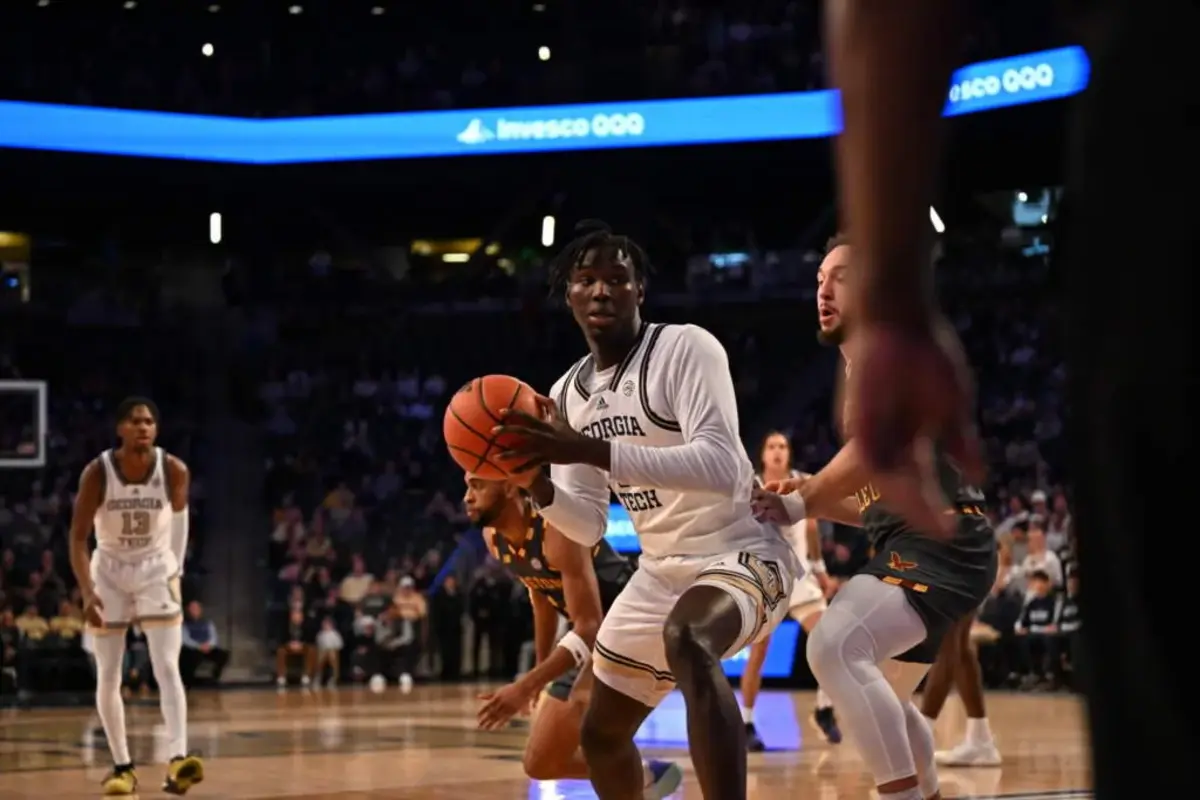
top-left (594, 641), bottom-right (675, 682)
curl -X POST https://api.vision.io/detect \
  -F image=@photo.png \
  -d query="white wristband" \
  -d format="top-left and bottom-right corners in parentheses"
top-left (556, 630), bottom-right (592, 669)
top-left (779, 493), bottom-right (807, 525)
top-left (809, 559), bottom-right (828, 574)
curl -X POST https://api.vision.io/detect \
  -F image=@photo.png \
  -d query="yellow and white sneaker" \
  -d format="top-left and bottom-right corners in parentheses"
top-left (101, 765), bottom-right (138, 796)
top-left (163, 754), bottom-right (205, 795)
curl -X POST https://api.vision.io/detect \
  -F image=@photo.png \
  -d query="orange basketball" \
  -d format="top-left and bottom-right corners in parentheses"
top-left (443, 374), bottom-right (542, 480)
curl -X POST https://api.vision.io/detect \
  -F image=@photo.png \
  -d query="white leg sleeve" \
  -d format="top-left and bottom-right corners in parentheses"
top-left (805, 575), bottom-right (930, 786)
top-left (92, 633), bottom-right (131, 766)
top-left (145, 624), bottom-right (189, 758)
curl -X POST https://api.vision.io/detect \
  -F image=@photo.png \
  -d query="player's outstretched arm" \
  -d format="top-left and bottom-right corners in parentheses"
top-left (514, 524), bottom-right (604, 696)
top-left (608, 326), bottom-right (747, 493)
top-left (799, 441), bottom-right (868, 526)
top-left (165, 455), bottom-right (191, 575)
top-left (69, 459), bottom-right (105, 624)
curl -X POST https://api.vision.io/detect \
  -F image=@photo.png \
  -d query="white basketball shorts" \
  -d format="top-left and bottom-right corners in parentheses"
top-left (593, 536), bottom-right (797, 708)
top-left (89, 549), bottom-right (182, 632)
top-left (787, 573), bottom-right (828, 624)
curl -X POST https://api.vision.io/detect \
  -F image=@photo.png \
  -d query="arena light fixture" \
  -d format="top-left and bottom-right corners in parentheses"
top-left (538, 46), bottom-right (551, 62)
top-left (209, 212), bottom-right (222, 244)
top-left (289, 4), bottom-right (302, 14)
top-left (371, 6), bottom-right (384, 14)
top-left (541, 215), bottom-right (556, 247)
top-left (202, 43), bottom-right (214, 57)
top-left (929, 206), bottom-right (945, 234)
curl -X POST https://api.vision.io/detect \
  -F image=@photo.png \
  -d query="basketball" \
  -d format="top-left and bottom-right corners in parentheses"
top-left (443, 374), bottom-right (541, 480)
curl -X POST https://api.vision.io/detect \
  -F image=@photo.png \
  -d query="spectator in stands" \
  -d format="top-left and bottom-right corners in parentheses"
top-left (123, 624), bottom-right (152, 697)
top-left (359, 579), bottom-right (393, 620)
top-left (1046, 493), bottom-right (1072, 551)
top-left (373, 603), bottom-right (418, 693)
top-left (431, 574), bottom-right (465, 681)
top-left (1014, 571), bottom-right (1060, 689)
top-left (1057, 572), bottom-right (1082, 688)
top-left (338, 555), bottom-right (374, 606)
top-left (48, 599), bottom-right (83, 642)
top-left (314, 616), bottom-right (343, 688)
top-left (1018, 527), bottom-right (1064, 593)
top-left (1, 607), bottom-right (19, 693)
top-left (16, 603), bottom-right (48, 641)
top-left (349, 611), bottom-right (379, 684)
top-left (275, 607), bottom-right (317, 688)
top-left (180, 601), bottom-right (229, 686)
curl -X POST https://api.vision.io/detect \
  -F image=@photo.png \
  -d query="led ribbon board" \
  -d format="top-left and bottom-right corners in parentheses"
top-left (0, 47), bottom-right (1088, 163)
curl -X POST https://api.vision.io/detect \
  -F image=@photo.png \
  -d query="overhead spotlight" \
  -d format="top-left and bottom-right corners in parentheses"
top-left (208, 4), bottom-right (220, 12)
top-left (533, 3), bottom-right (546, 10)
top-left (123, 1), bottom-right (137, 8)
top-left (36, 0), bottom-right (50, 7)
top-left (541, 215), bottom-right (556, 248)
top-left (371, 5), bottom-right (384, 14)
top-left (288, 4), bottom-right (302, 14)
top-left (929, 206), bottom-right (945, 234)
top-left (538, 46), bottom-right (551, 61)
top-left (201, 42), bottom-right (214, 57)
top-left (209, 213), bottom-right (222, 245)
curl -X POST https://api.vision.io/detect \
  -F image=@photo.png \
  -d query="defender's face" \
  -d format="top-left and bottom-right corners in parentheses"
top-left (816, 245), bottom-right (851, 345)
top-left (117, 405), bottom-right (157, 450)
top-left (761, 433), bottom-right (791, 472)
top-left (463, 474), bottom-right (510, 526)
top-left (566, 247), bottom-right (644, 343)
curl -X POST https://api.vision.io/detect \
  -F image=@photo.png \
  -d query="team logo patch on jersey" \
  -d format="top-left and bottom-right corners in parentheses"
top-left (888, 552), bottom-right (918, 572)
top-left (622, 380), bottom-right (635, 397)
top-left (152, 477), bottom-right (161, 488)
top-left (737, 552), bottom-right (787, 610)
top-left (530, 557), bottom-right (542, 570)
top-left (596, 397), bottom-right (609, 410)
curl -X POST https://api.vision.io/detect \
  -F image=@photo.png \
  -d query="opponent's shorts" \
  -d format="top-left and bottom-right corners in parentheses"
top-left (787, 573), bottom-right (828, 623)
top-left (89, 549), bottom-right (182, 632)
top-left (593, 536), bottom-right (797, 708)
top-left (545, 663), bottom-right (594, 703)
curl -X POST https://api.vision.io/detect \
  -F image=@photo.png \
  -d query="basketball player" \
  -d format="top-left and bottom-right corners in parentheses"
top-left (737, 431), bottom-right (841, 752)
top-left (494, 221), bottom-right (801, 800)
top-left (752, 236), bottom-right (997, 800)
top-left (918, 614), bottom-right (1001, 767)
top-left (67, 397), bottom-right (204, 796)
top-left (464, 474), bottom-right (683, 795)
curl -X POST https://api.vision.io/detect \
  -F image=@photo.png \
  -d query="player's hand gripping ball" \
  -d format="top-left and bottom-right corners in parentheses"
top-left (443, 375), bottom-right (543, 480)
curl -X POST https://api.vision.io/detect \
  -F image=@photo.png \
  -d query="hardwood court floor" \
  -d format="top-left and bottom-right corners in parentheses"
top-left (0, 685), bottom-right (1091, 799)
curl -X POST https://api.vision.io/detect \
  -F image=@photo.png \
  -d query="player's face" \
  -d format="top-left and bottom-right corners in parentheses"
top-left (816, 245), bottom-right (851, 345)
top-left (565, 247), bottom-right (644, 345)
top-left (117, 405), bottom-right (157, 451)
top-left (462, 474), bottom-right (510, 526)
top-left (760, 433), bottom-right (791, 472)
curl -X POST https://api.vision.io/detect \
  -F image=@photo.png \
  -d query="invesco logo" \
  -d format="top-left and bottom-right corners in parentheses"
top-left (947, 63), bottom-right (1055, 103)
top-left (495, 112), bottom-right (645, 141)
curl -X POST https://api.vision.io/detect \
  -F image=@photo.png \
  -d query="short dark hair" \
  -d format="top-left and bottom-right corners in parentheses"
top-left (548, 219), bottom-right (653, 293)
top-left (115, 396), bottom-right (159, 425)
top-left (825, 231), bottom-right (850, 253)
top-left (1029, 569), bottom-right (1051, 583)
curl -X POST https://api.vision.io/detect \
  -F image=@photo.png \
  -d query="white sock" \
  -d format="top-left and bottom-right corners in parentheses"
top-left (965, 716), bottom-right (994, 746)
top-left (739, 704), bottom-right (754, 724)
top-left (146, 625), bottom-right (189, 758)
top-left (815, 687), bottom-right (833, 710)
top-left (92, 633), bottom-right (131, 766)
top-left (880, 786), bottom-right (923, 800)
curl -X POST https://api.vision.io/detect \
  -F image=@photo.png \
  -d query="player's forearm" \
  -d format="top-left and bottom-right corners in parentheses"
top-left (515, 646), bottom-right (577, 696)
top-left (609, 439), bottom-right (741, 494)
top-left (531, 600), bottom-right (558, 664)
top-left (827, 0), bottom-right (959, 329)
top-left (801, 443), bottom-right (867, 520)
top-left (69, 530), bottom-right (93, 595)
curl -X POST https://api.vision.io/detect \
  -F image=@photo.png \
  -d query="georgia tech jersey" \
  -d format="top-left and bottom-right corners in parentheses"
top-left (93, 448), bottom-right (174, 560)
top-left (550, 322), bottom-right (768, 559)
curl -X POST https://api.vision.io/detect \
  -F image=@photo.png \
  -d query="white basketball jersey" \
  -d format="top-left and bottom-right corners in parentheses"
top-left (93, 447), bottom-right (173, 560)
top-left (551, 323), bottom-right (767, 559)
top-left (759, 470), bottom-right (809, 563)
